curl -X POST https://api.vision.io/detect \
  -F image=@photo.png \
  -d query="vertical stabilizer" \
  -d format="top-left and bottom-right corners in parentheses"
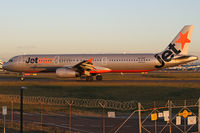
top-left (154, 25), bottom-right (196, 69)
top-left (163, 25), bottom-right (194, 55)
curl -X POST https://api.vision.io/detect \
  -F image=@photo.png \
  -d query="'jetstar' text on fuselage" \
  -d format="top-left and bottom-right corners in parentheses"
top-left (25, 57), bottom-right (54, 64)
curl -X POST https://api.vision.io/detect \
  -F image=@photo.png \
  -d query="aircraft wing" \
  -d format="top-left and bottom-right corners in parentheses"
top-left (73, 58), bottom-right (96, 72)
top-left (73, 58), bottom-right (111, 76)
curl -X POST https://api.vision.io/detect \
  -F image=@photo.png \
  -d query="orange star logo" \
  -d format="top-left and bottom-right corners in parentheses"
top-left (176, 31), bottom-right (190, 50)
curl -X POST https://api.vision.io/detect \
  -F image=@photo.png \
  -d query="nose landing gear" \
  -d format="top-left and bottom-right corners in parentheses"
top-left (19, 73), bottom-right (25, 81)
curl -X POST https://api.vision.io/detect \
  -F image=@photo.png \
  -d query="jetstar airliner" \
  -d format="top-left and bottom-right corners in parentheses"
top-left (2, 25), bottom-right (198, 81)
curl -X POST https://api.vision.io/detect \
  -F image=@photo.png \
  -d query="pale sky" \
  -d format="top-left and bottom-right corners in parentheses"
top-left (0, 0), bottom-right (200, 60)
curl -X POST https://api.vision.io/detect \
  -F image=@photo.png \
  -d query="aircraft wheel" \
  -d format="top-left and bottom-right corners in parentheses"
top-left (86, 76), bottom-right (93, 81)
top-left (96, 75), bottom-right (103, 81)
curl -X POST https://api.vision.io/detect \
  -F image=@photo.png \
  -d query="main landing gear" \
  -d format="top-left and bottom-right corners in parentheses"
top-left (85, 74), bottom-right (103, 81)
top-left (96, 74), bottom-right (103, 81)
top-left (19, 73), bottom-right (25, 81)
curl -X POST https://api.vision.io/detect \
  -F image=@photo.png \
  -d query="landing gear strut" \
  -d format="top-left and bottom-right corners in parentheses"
top-left (19, 73), bottom-right (25, 81)
top-left (96, 74), bottom-right (103, 81)
top-left (86, 76), bottom-right (93, 81)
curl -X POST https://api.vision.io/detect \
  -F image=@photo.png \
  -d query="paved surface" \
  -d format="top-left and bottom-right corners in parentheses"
top-left (0, 111), bottom-right (198, 133)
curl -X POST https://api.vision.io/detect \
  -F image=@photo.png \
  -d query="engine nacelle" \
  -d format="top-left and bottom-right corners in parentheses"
top-left (56, 68), bottom-right (79, 78)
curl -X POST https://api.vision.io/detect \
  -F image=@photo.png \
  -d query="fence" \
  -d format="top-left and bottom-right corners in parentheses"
top-left (0, 94), bottom-right (137, 111)
top-left (115, 99), bottom-right (200, 133)
top-left (0, 94), bottom-right (200, 133)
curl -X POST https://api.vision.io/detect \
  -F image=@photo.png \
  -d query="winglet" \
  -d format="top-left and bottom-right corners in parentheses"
top-left (88, 58), bottom-right (94, 63)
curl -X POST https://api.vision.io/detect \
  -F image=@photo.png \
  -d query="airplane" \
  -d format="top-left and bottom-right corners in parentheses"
top-left (2, 25), bottom-right (198, 81)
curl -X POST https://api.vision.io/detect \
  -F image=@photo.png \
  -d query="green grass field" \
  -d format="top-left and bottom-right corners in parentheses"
top-left (0, 71), bottom-right (200, 103)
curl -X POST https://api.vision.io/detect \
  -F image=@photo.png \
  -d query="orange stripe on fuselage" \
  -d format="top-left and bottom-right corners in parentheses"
top-left (111, 70), bottom-right (155, 73)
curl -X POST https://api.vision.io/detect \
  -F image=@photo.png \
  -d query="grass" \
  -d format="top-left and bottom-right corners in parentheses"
top-left (0, 88), bottom-right (199, 103)
top-left (0, 85), bottom-right (200, 103)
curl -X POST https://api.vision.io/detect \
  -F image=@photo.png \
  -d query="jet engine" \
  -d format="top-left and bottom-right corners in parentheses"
top-left (56, 68), bottom-right (80, 78)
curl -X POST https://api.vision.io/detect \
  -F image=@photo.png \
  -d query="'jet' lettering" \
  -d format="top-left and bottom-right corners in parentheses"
top-left (154, 43), bottom-right (181, 68)
top-left (26, 57), bottom-right (54, 64)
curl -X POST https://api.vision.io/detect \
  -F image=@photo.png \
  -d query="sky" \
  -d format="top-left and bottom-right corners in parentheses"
top-left (0, 0), bottom-right (200, 60)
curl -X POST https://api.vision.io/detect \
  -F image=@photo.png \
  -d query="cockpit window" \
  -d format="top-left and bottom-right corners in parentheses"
top-left (8, 59), bottom-right (13, 62)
